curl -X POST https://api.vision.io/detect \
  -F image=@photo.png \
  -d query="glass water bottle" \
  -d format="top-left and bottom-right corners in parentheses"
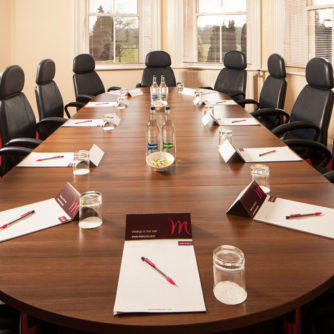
top-left (161, 106), bottom-right (176, 158)
top-left (146, 106), bottom-right (160, 155)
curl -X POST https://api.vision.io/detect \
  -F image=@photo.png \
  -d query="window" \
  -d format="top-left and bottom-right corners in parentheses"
top-left (276, 0), bottom-right (334, 67)
top-left (183, 0), bottom-right (259, 66)
top-left (74, 0), bottom-right (161, 67)
top-left (89, 0), bottom-right (139, 63)
top-left (308, 0), bottom-right (334, 64)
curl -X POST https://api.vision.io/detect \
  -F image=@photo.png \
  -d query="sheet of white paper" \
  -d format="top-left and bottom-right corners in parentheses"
top-left (181, 88), bottom-right (196, 96)
top-left (237, 146), bottom-right (302, 162)
top-left (128, 88), bottom-right (143, 97)
top-left (17, 153), bottom-right (74, 167)
top-left (255, 197), bottom-right (334, 239)
top-left (114, 239), bottom-right (206, 314)
top-left (108, 90), bottom-right (121, 95)
top-left (218, 118), bottom-right (259, 126)
top-left (0, 199), bottom-right (71, 242)
top-left (63, 119), bottom-right (103, 127)
top-left (86, 101), bottom-right (118, 108)
top-left (206, 99), bottom-right (237, 105)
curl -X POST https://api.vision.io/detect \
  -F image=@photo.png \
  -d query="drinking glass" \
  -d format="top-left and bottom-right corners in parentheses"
top-left (103, 112), bottom-right (118, 131)
top-left (218, 127), bottom-right (232, 147)
top-left (250, 164), bottom-right (270, 193)
top-left (79, 191), bottom-right (103, 229)
top-left (213, 245), bottom-right (247, 305)
top-left (73, 150), bottom-right (90, 175)
top-left (177, 82), bottom-right (184, 92)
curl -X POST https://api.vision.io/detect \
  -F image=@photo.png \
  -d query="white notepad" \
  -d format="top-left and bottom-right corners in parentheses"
top-left (85, 101), bottom-right (118, 108)
top-left (218, 118), bottom-right (259, 126)
top-left (227, 181), bottom-right (334, 239)
top-left (114, 213), bottom-right (206, 314)
top-left (0, 183), bottom-right (79, 242)
top-left (63, 119), bottom-right (104, 127)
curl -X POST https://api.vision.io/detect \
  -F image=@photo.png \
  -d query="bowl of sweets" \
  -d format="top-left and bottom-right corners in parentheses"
top-left (146, 151), bottom-right (175, 172)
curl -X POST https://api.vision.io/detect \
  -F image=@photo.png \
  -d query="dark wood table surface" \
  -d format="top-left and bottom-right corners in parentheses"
top-left (0, 88), bottom-right (333, 333)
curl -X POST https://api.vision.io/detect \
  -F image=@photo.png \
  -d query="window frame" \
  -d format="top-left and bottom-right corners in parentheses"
top-left (182, 0), bottom-right (260, 69)
top-left (73, 0), bottom-right (161, 69)
top-left (274, 0), bottom-right (334, 72)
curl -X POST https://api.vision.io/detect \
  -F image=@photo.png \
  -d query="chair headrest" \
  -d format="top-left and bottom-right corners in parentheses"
top-left (36, 59), bottom-right (55, 85)
top-left (0, 65), bottom-right (25, 99)
top-left (268, 53), bottom-right (286, 78)
top-left (224, 51), bottom-right (246, 70)
top-left (306, 57), bottom-right (334, 89)
top-left (145, 51), bottom-right (172, 68)
top-left (73, 54), bottom-right (96, 74)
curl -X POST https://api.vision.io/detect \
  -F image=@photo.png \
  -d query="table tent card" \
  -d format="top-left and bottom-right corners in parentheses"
top-left (218, 140), bottom-right (302, 163)
top-left (114, 213), bottom-right (206, 314)
top-left (17, 144), bottom-right (105, 168)
top-left (0, 183), bottom-right (80, 242)
top-left (227, 181), bottom-right (334, 239)
top-left (63, 119), bottom-right (104, 127)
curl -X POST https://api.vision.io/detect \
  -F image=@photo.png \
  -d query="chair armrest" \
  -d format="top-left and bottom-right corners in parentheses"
top-left (272, 121), bottom-right (320, 141)
top-left (324, 170), bottom-right (334, 183)
top-left (250, 108), bottom-right (290, 129)
top-left (237, 99), bottom-right (259, 108)
top-left (64, 102), bottom-right (83, 118)
top-left (199, 86), bottom-right (213, 90)
top-left (76, 94), bottom-right (93, 104)
top-left (107, 86), bottom-right (121, 92)
top-left (283, 138), bottom-right (331, 167)
top-left (0, 146), bottom-right (33, 177)
top-left (4, 138), bottom-right (42, 148)
top-left (37, 117), bottom-right (68, 140)
top-left (136, 83), bottom-right (142, 88)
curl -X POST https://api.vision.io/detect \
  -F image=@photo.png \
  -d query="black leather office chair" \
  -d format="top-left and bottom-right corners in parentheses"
top-left (255, 57), bottom-right (334, 146)
top-left (136, 51), bottom-right (177, 87)
top-left (72, 53), bottom-right (121, 104)
top-left (35, 59), bottom-right (80, 120)
top-left (202, 50), bottom-right (247, 102)
top-left (239, 54), bottom-right (287, 129)
top-left (0, 65), bottom-right (65, 175)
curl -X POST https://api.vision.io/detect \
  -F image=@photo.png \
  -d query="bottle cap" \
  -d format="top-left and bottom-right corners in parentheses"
top-left (150, 106), bottom-right (156, 110)
top-left (165, 106), bottom-right (170, 110)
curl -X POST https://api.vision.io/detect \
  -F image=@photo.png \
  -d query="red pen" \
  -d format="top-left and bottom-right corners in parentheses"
top-left (74, 120), bottom-right (92, 124)
top-left (36, 155), bottom-right (64, 162)
top-left (0, 210), bottom-right (35, 229)
top-left (141, 256), bottom-right (177, 286)
top-left (286, 212), bottom-right (322, 220)
top-left (259, 149), bottom-right (277, 157)
top-left (232, 119), bottom-right (246, 123)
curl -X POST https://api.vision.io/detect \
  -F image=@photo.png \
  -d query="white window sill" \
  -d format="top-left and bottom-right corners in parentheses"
top-left (96, 64), bottom-right (146, 71)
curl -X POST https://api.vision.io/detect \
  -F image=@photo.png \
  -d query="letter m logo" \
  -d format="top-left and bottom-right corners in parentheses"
top-left (169, 218), bottom-right (191, 236)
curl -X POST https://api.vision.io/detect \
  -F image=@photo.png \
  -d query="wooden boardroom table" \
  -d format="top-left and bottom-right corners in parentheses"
top-left (0, 88), bottom-right (333, 333)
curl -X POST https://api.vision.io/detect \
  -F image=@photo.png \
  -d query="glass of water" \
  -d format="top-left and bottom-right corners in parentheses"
top-left (79, 191), bottom-right (103, 229)
top-left (73, 150), bottom-right (90, 175)
top-left (213, 245), bottom-right (247, 305)
top-left (250, 164), bottom-right (270, 194)
top-left (103, 112), bottom-right (118, 131)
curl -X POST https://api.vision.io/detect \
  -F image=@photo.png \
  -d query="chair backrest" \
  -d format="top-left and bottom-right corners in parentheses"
top-left (35, 59), bottom-right (64, 120)
top-left (72, 53), bottom-right (105, 98)
top-left (259, 53), bottom-right (287, 109)
top-left (0, 65), bottom-right (36, 146)
top-left (214, 50), bottom-right (247, 101)
top-left (140, 51), bottom-right (177, 87)
top-left (290, 57), bottom-right (334, 145)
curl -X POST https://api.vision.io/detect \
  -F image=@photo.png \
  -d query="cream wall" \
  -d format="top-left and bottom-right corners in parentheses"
top-left (0, 0), bottom-right (11, 67)
top-left (2, 0), bottom-right (334, 144)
